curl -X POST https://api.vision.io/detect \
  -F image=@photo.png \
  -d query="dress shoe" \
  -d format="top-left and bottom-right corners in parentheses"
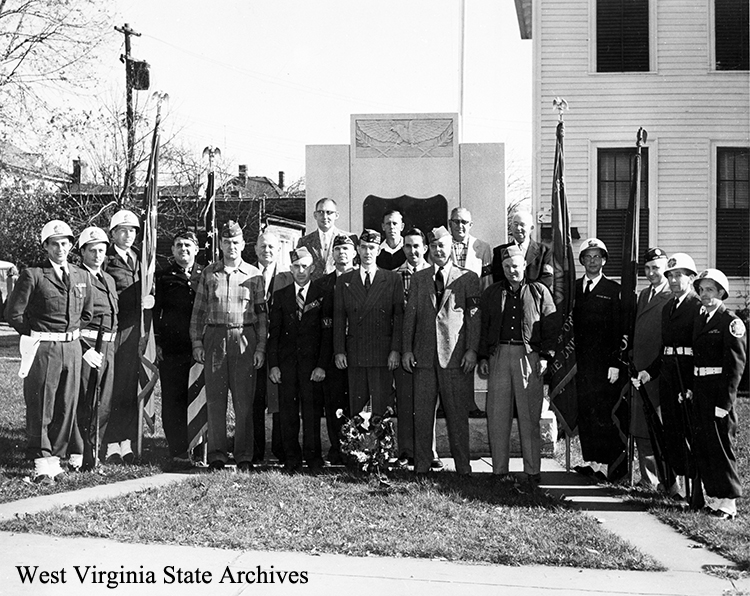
top-left (121, 452), bottom-right (135, 465)
top-left (283, 463), bottom-right (302, 475)
top-left (237, 461), bottom-right (255, 473)
top-left (32, 474), bottom-right (54, 485)
top-left (468, 408), bottom-right (486, 419)
top-left (430, 458), bottom-right (444, 471)
top-left (327, 451), bottom-right (344, 466)
top-left (106, 453), bottom-right (123, 465)
top-left (707, 508), bottom-right (736, 520)
top-left (208, 460), bottom-right (225, 472)
top-left (307, 460), bottom-right (324, 474)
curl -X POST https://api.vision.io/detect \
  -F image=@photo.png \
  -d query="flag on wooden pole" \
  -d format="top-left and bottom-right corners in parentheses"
top-left (547, 116), bottom-right (578, 436)
top-left (136, 100), bottom-right (163, 455)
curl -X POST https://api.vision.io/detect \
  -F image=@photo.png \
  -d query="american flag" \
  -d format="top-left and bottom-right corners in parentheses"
top-left (136, 104), bottom-right (162, 453)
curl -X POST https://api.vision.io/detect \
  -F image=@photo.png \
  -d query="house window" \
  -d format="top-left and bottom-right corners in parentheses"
top-left (715, 0), bottom-right (749, 70)
top-left (597, 0), bottom-right (650, 72)
top-left (717, 148), bottom-right (749, 275)
top-left (596, 148), bottom-right (649, 276)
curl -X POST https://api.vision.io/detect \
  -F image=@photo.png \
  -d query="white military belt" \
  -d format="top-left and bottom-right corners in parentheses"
top-left (694, 366), bottom-right (722, 377)
top-left (80, 329), bottom-right (116, 342)
top-left (30, 329), bottom-right (80, 342)
top-left (664, 346), bottom-right (693, 356)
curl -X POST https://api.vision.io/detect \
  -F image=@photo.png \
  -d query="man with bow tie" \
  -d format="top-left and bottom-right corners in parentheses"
top-left (6, 220), bottom-right (93, 483)
top-left (334, 229), bottom-right (404, 416)
top-left (154, 230), bottom-right (203, 468)
top-left (402, 226), bottom-right (481, 476)
top-left (268, 247), bottom-right (329, 473)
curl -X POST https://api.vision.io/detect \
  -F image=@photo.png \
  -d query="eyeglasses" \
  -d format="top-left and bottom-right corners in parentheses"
top-left (449, 219), bottom-right (471, 226)
top-left (315, 210), bottom-right (337, 216)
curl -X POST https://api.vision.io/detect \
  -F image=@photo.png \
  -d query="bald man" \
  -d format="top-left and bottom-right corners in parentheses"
top-left (491, 210), bottom-right (553, 290)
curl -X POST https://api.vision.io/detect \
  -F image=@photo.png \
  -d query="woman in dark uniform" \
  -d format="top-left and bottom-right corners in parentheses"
top-left (690, 269), bottom-right (746, 519)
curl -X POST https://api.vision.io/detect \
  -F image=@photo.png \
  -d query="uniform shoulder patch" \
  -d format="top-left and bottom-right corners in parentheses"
top-left (729, 318), bottom-right (746, 339)
top-left (543, 264), bottom-right (554, 274)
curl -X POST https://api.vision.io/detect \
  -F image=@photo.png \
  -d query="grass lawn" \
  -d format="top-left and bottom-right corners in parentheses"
top-left (0, 329), bottom-right (170, 504)
top-left (0, 469), bottom-right (662, 570)
top-left (554, 396), bottom-right (750, 571)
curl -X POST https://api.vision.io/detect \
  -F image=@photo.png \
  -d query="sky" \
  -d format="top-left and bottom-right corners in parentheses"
top-left (92, 0), bottom-right (532, 187)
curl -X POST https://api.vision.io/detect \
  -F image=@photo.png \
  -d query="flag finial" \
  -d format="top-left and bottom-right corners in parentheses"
top-left (552, 97), bottom-right (568, 122)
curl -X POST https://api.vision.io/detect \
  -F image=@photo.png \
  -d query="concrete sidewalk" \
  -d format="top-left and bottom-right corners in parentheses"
top-left (0, 458), bottom-right (747, 596)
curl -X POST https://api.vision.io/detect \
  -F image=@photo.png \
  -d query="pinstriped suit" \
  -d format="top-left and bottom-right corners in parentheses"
top-left (333, 268), bottom-right (404, 415)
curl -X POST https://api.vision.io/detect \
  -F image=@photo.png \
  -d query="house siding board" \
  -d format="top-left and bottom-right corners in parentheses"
top-left (533, 0), bottom-right (749, 283)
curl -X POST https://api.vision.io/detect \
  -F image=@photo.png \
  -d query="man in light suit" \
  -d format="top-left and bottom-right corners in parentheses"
top-left (491, 209), bottom-right (553, 290)
top-left (334, 229), bottom-right (404, 416)
top-left (297, 198), bottom-right (351, 281)
top-left (629, 248), bottom-right (672, 489)
top-left (403, 226), bottom-right (481, 476)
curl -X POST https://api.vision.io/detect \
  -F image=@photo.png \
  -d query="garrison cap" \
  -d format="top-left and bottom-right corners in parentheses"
top-left (220, 220), bottom-right (243, 239)
top-left (427, 226), bottom-right (451, 244)
top-left (332, 234), bottom-right (355, 248)
top-left (501, 244), bottom-right (525, 262)
top-left (290, 246), bottom-right (313, 263)
top-left (359, 229), bottom-right (381, 244)
top-left (644, 247), bottom-right (667, 263)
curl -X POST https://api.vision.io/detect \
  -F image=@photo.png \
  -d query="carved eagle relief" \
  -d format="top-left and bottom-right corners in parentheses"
top-left (355, 118), bottom-right (454, 158)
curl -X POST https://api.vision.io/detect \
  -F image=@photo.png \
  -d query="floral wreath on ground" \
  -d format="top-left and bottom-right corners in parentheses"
top-left (336, 406), bottom-right (396, 474)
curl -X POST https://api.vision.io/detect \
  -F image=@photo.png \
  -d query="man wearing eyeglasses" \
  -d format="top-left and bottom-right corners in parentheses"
top-left (448, 207), bottom-right (493, 292)
top-left (297, 198), bottom-right (352, 281)
top-left (573, 238), bottom-right (626, 483)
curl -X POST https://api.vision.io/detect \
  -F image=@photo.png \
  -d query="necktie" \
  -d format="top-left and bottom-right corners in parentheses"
top-left (435, 266), bottom-right (445, 303)
top-left (402, 269), bottom-right (412, 299)
top-left (127, 253), bottom-right (135, 271)
top-left (364, 272), bottom-right (371, 291)
top-left (648, 287), bottom-right (655, 302)
top-left (296, 287), bottom-right (305, 320)
top-left (62, 268), bottom-right (70, 290)
top-left (584, 279), bottom-right (592, 295)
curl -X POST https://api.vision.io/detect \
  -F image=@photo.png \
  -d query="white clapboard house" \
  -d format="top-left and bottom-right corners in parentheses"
top-left (515, 0), bottom-right (749, 309)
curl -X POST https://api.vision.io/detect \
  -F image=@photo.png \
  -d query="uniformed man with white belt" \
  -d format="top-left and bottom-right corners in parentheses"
top-left (5, 220), bottom-right (94, 483)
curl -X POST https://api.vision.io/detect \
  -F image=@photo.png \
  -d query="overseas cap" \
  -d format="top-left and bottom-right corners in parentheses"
top-left (290, 246), bottom-right (313, 263)
top-left (694, 268), bottom-right (729, 299)
top-left (578, 237), bottom-right (608, 263)
top-left (644, 247), bottom-right (668, 262)
top-left (41, 220), bottom-right (74, 244)
top-left (664, 253), bottom-right (697, 276)
top-left (109, 210), bottom-right (140, 231)
top-left (359, 229), bottom-right (381, 244)
top-left (78, 226), bottom-right (109, 249)
top-left (332, 234), bottom-right (355, 248)
top-left (427, 226), bottom-right (451, 244)
top-left (501, 244), bottom-right (525, 262)
top-left (220, 220), bottom-right (243, 239)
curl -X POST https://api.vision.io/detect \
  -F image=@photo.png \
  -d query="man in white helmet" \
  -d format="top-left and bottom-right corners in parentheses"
top-left (69, 227), bottom-right (119, 471)
top-left (5, 220), bottom-right (94, 483)
top-left (103, 209), bottom-right (144, 464)
top-left (572, 237), bottom-right (627, 483)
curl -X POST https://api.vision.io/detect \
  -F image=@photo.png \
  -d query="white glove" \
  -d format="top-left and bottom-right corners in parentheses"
top-left (83, 348), bottom-right (103, 370)
top-left (715, 407), bottom-right (729, 419)
top-left (142, 295), bottom-right (155, 309)
top-left (607, 367), bottom-right (619, 384)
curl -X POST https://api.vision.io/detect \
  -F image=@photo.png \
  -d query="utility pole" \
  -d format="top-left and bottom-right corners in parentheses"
top-left (116, 23), bottom-right (141, 206)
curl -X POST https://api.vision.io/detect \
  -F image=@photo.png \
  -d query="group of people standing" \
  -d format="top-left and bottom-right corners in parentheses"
top-left (6, 201), bottom-right (746, 521)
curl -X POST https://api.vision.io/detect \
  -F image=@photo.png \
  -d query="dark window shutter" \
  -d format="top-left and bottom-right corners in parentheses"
top-left (597, 209), bottom-right (650, 276)
top-left (597, 0), bottom-right (650, 72)
top-left (716, 0), bottom-right (750, 71)
top-left (717, 148), bottom-right (750, 275)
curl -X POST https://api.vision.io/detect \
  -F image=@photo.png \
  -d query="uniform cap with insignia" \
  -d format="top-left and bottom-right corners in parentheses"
top-left (220, 220), bottom-right (243, 239)
top-left (359, 229), bottom-right (381, 244)
top-left (501, 244), bottom-right (525, 262)
top-left (664, 252), bottom-right (697, 276)
top-left (109, 209), bottom-right (140, 231)
top-left (693, 268), bottom-right (730, 299)
top-left (644, 247), bottom-right (667, 263)
top-left (172, 229), bottom-right (199, 245)
top-left (578, 237), bottom-right (608, 263)
top-left (289, 246), bottom-right (313, 264)
top-left (427, 226), bottom-right (451, 244)
top-left (40, 220), bottom-right (74, 244)
top-left (332, 234), bottom-right (355, 248)
top-left (78, 226), bottom-right (109, 249)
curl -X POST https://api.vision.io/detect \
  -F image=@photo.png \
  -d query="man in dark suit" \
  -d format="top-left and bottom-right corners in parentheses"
top-left (297, 198), bottom-right (351, 281)
top-left (268, 247), bottom-right (329, 473)
top-left (334, 229), bottom-right (404, 416)
top-left (573, 237), bottom-right (626, 482)
top-left (103, 209), bottom-right (145, 464)
top-left (628, 247), bottom-right (672, 490)
top-left (402, 226), bottom-right (481, 476)
top-left (252, 230), bottom-right (292, 464)
top-left (491, 209), bottom-right (553, 289)
top-left (70, 226), bottom-right (119, 471)
top-left (154, 230), bottom-right (203, 468)
top-left (6, 220), bottom-right (94, 483)
top-left (317, 233), bottom-right (357, 465)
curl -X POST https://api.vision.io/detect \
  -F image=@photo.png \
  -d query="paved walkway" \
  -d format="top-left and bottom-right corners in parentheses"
top-left (0, 458), bottom-right (747, 596)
